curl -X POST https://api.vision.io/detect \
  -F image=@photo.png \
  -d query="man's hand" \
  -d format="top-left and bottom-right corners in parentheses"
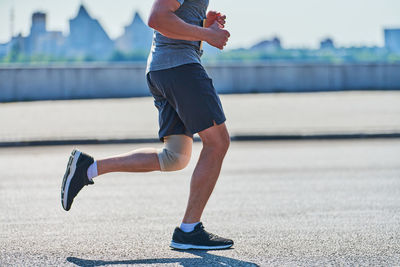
top-left (205, 21), bottom-right (230, 50)
top-left (205, 11), bottom-right (226, 28)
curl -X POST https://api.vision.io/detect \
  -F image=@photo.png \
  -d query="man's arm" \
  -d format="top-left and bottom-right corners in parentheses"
top-left (148, 0), bottom-right (230, 49)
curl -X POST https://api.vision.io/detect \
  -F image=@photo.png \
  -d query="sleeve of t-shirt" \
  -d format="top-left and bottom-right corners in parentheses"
top-left (176, 0), bottom-right (184, 5)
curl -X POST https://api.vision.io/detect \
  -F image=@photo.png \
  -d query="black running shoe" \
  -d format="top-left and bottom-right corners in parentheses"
top-left (170, 222), bottom-right (234, 250)
top-left (61, 149), bottom-right (94, 211)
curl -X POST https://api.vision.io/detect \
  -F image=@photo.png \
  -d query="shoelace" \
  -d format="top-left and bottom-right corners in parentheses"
top-left (204, 230), bottom-right (221, 240)
top-left (198, 224), bottom-right (223, 240)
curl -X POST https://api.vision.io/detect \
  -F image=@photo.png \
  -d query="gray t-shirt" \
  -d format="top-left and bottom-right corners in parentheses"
top-left (146, 0), bottom-right (209, 73)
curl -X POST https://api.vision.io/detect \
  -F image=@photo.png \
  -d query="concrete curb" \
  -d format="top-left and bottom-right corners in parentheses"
top-left (1, 133), bottom-right (400, 148)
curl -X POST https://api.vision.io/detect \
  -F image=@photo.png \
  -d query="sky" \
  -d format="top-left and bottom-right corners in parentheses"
top-left (0, 0), bottom-right (399, 49)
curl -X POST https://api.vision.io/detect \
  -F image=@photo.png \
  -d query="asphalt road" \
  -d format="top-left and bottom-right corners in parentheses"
top-left (1, 140), bottom-right (400, 266)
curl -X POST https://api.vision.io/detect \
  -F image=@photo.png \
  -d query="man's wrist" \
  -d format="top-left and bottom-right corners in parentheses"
top-left (197, 27), bottom-right (210, 43)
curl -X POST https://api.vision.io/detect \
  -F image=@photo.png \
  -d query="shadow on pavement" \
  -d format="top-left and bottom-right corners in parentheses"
top-left (67, 250), bottom-right (259, 266)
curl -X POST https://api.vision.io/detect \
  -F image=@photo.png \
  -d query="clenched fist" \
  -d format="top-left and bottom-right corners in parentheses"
top-left (205, 21), bottom-right (230, 50)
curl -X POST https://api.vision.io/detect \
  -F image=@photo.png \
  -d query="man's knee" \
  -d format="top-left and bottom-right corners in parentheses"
top-left (214, 133), bottom-right (230, 154)
top-left (158, 149), bottom-right (190, 171)
top-left (157, 135), bottom-right (193, 172)
top-left (201, 124), bottom-right (230, 154)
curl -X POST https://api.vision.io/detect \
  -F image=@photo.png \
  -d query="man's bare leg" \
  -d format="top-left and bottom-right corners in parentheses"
top-left (182, 123), bottom-right (230, 223)
top-left (97, 148), bottom-right (161, 175)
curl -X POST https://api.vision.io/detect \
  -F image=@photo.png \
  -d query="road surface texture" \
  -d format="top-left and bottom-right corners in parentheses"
top-left (1, 91), bottom-right (400, 144)
top-left (1, 139), bottom-right (400, 266)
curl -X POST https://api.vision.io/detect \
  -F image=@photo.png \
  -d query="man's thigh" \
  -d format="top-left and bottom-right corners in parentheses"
top-left (149, 63), bottom-right (226, 135)
top-left (147, 72), bottom-right (192, 140)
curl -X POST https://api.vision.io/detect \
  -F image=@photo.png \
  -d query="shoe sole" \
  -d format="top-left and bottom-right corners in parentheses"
top-left (170, 241), bottom-right (233, 250)
top-left (61, 149), bottom-right (81, 211)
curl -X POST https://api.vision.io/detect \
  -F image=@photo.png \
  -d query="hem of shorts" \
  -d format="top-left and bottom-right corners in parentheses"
top-left (190, 117), bottom-right (227, 135)
top-left (159, 132), bottom-right (194, 143)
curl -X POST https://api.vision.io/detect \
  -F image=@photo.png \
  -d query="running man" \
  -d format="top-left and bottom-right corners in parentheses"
top-left (61, 0), bottom-right (233, 250)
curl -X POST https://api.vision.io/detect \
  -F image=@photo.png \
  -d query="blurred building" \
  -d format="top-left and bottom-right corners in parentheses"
top-left (0, 35), bottom-right (20, 59)
top-left (28, 12), bottom-right (47, 55)
top-left (0, 43), bottom-right (8, 58)
top-left (66, 5), bottom-right (114, 59)
top-left (251, 37), bottom-right (281, 51)
top-left (320, 38), bottom-right (335, 50)
top-left (115, 12), bottom-right (153, 53)
top-left (0, 5), bottom-right (155, 61)
top-left (10, 34), bottom-right (26, 54)
top-left (36, 31), bottom-right (66, 56)
top-left (0, 11), bottom-right (66, 58)
top-left (384, 29), bottom-right (400, 53)
top-left (30, 12), bottom-right (65, 56)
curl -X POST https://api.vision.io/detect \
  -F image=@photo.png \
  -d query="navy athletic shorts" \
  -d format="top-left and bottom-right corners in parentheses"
top-left (147, 63), bottom-right (226, 141)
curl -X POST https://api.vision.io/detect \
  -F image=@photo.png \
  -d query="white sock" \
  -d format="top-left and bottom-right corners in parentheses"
top-left (87, 161), bottom-right (98, 181)
top-left (180, 222), bottom-right (200, 233)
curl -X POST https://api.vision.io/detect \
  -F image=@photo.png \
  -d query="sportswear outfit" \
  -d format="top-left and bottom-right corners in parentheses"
top-left (60, 0), bottom-right (233, 250)
top-left (147, 0), bottom-right (226, 141)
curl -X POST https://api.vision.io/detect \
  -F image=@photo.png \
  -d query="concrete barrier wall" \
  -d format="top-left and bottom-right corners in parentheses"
top-left (0, 64), bottom-right (149, 102)
top-left (206, 63), bottom-right (400, 93)
top-left (1, 63), bottom-right (399, 102)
